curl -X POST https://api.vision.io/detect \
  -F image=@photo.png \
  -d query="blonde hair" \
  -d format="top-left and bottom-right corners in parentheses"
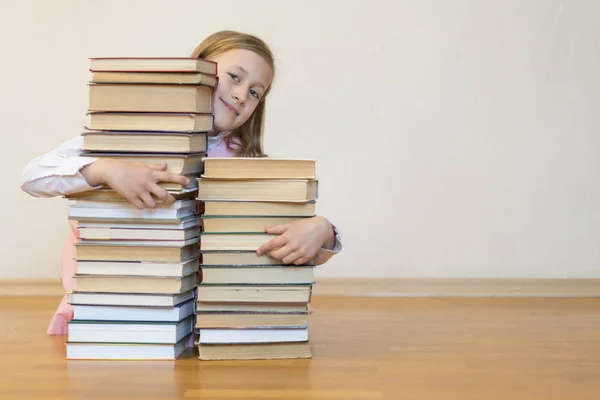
top-left (191, 30), bottom-right (275, 157)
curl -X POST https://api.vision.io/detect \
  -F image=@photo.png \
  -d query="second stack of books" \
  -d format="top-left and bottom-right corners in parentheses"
top-left (65, 57), bottom-right (217, 360)
top-left (195, 157), bottom-right (319, 360)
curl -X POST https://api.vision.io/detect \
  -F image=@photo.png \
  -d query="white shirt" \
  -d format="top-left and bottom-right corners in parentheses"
top-left (21, 134), bottom-right (342, 263)
top-left (21, 134), bottom-right (229, 197)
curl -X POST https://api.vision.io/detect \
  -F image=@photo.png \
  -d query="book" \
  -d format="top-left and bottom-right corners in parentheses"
top-left (89, 84), bottom-right (213, 113)
top-left (69, 289), bottom-right (195, 307)
top-left (200, 266), bottom-right (315, 285)
top-left (75, 259), bottom-right (199, 277)
top-left (195, 302), bottom-right (308, 313)
top-left (202, 158), bottom-right (316, 179)
top-left (73, 273), bottom-right (199, 294)
top-left (66, 188), bottom-right (198, 202)
top-left (67, 337), bottom-right (189, 360)
top-left (197, 179), bottom-right (318, 202)
top-left (202, 200), bottom-right (316, 217)
top-left (77, 215), bottom-right (199, 230)
top-left (87, 112), bottom-right (213, 132)
top-left (197, 327), bottom-right (308, 344)
top-left (82, 131), bottom-right (207, 153)
top-left (201, 216), bottom-right (309, 233)
top-left (68, 316), bottom-right (194, 343)
top-left (89, 57), bottom-right (217, 74)
top-left (196, 285), bottom-right (312, 303)
top-left (199, 233), bottom-right (276, 251)
top-left (78, 226), bottom-right (200, 241)
top-left (198, 342), bottom-right (311, 360)
top-left (201, 251), bottom-right (301, 266)
top-left (91, 71), bottom-right (218, 87)
top-left (74, 242), bottom-right (199, 262)
top-left (195, 312), bottom-right (308, 328)
top-left (73, 299), bottom-right (195, 322)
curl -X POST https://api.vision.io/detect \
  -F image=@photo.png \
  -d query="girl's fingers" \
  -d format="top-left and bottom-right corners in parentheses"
top-left (138, 191), bottom-right (157, 209)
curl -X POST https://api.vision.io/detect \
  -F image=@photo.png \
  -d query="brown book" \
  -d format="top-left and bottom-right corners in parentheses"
top-left (203, 201), bottom-right (316, 217)
top-left (74, 273), bottom-right (198, 294)
top-left (195, 302), bottom-right (308, 313)
top-left (201, 216), bottom-right (309, 233)
top-left (82, 132), bottom-right (207, 153)
top-left (91, 71), bottom-right (217, 86)
top-left (197, 179), bottom-right (318, 202)
top-left (200, 266), bottom-right (315, 284)
top-left (196, 284), bottom-right (312, 303)
top-left (87, 112), bottom-right (213, 132)
top-left (89, 84), bottom-right (212, 113)
top-left (66, 188), bottom-right (198, 202)
top-left (199, 233), bottom-right (276, 251)
top-left (202, 158), bottom-right (316, 179)
top-left (89, 57), bottom-right (217, 75)
top-left (195, 312), bottom-right (308, 328)
top-left (198, 342), bottom-right (311, 360)
top-left (74, 242), bottom-right (198, 262)
top-left (201, 251), bottom-right (289, 266)
top-left (80, 152), bottom-right (205, 175)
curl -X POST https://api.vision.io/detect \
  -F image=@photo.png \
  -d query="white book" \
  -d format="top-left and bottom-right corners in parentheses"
top-left (69, 206), bottom-right (196, 222)
top-left (69, 290), bottom-right (195, 307)
top-left (71, 199), bottom-right (197, 210)
top-left (75, 259), bottom-right (198, 277)
top-left (68, 315), bottom-right (194, 344)
top-left (73, 299), bottom-right (195, 322)
top-left (79, 237), bottom-right (199, 247)
top-left (198, 327), bottom-right (308, 344)
top-left (79, 226), bottom-right (200, 241)
top-left (78, 215), bottom-right (199, 230)
top-left (66, 337), bottom-right (189, 360)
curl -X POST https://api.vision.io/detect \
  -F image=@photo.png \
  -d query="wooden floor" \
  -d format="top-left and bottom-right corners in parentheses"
top-left (2, 296), bottom-right (600, 400)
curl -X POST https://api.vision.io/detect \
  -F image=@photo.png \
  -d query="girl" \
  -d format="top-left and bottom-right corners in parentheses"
top-left (21, 30), bottom-right (342, 335)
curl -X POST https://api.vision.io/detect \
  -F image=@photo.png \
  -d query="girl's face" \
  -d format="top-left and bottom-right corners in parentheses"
top-left (208, 49), bottom-right (274, 133)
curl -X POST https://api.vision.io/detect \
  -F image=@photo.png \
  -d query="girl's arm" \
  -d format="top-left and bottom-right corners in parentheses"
top-left (256, 216), bottom-right (343, 266)
top-left (21, 136), bottom-right (101, 198)
top-left (21, 136), bottom-right (189, 209)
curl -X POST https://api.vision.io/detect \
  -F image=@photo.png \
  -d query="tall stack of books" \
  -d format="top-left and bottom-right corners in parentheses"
top-left (65, 58), bottom-right (217, 360)
top-left (195, 158), bottom-right (319, 360)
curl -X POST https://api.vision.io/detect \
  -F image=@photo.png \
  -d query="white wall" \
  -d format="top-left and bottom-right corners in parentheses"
top-left (2, 0), bottom-right (599, 279)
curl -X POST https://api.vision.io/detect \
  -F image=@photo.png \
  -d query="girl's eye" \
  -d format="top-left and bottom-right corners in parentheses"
top-left (228, 73), bottom-right (240, 82)
top-left (250, 89), bottom-right (260, 99)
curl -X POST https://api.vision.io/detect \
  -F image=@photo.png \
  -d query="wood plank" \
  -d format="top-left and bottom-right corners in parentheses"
top-left (2, 296), bottom-right (600, 399)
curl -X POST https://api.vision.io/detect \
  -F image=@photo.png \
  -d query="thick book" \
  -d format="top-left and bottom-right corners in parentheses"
top-left (196, 179), bottom-right (318, 202)
top-left (73, 273), bottom-right (199, 294)
top-left (198, 341), bottom-right (311, 360)
top-left (68, 316), bottom-right (194, 343)
top-left (89, 84), bottom-right (213, 113)
top-left (67, 337), bottom-right (189, 360)
top-left (202, 158), bottom-right (316, 179)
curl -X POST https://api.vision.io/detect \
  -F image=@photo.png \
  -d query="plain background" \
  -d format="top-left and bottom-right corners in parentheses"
top-left (2, 0), bottom-right (598, 279)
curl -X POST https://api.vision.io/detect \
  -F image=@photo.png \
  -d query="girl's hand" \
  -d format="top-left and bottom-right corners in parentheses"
top-left (81, 159), bottom-right (190, 209)
top-left (256, 216), bottom-right (335, 265)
